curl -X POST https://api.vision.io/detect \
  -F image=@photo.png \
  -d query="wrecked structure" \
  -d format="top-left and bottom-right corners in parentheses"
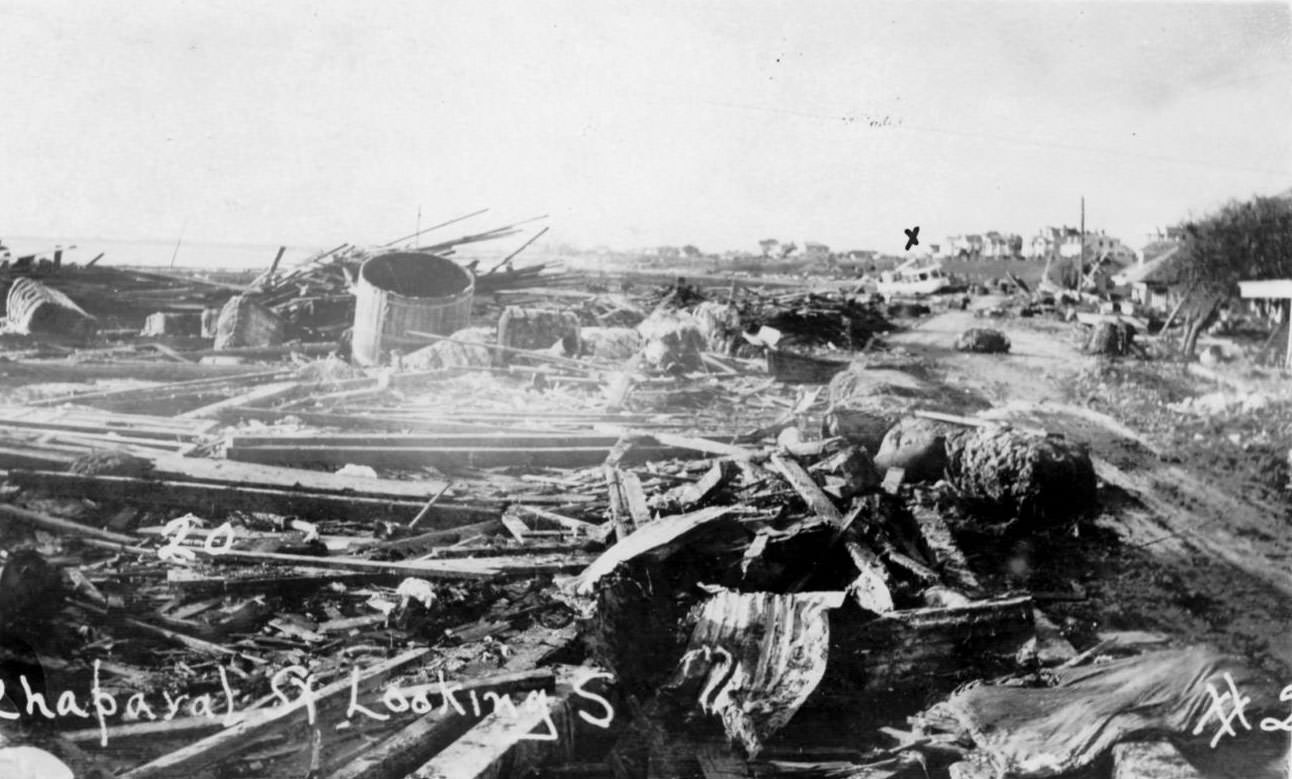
top-left (0, 235), bottom-right (1279, 779)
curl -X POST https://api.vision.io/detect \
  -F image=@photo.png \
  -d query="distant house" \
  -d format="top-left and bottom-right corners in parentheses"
top-left (1113, 242), bottom-right (1183, 311)
top-left (803, 242), bottom-right (831, 261)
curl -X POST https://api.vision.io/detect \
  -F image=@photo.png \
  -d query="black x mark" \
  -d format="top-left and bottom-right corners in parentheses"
top-left (904, 226), bottom-right (920, 251)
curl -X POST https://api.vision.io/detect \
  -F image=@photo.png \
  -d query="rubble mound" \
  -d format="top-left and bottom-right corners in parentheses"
top-left (579, 326), bottom-right (643, 361)
top-left (402, 326), bottom-right (495, 371)
top-left (944, 426), bottom-right (1096, 524)
top-left (955, 328), bottom-right (1011, 354)
top-left (637, 309), bottom-right (706, 373)
top-left (692, 300), bottom-right (742, 353)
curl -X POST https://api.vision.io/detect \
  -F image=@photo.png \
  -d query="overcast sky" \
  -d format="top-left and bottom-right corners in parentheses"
top-left (1, 0), bottom-right (1289, 260)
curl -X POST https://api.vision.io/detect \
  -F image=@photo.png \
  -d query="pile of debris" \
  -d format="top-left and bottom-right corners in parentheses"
top-left (0, 248), bottom-right (1263, 779)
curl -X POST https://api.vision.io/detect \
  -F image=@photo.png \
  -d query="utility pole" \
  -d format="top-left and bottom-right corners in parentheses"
top-left (1079, 196), bottom-right (1086, 267)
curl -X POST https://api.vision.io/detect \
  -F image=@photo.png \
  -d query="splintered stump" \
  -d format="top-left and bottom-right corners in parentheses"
top-left (944, 426), bottom-right (1097, 525)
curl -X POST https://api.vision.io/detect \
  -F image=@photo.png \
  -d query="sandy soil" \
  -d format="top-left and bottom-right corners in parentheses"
top-left (888, 297), bottom-right (1292, 677)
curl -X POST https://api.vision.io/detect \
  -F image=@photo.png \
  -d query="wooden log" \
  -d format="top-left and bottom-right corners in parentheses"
top-left (121, 649), bottom-right (431, 779)
top-left (326, 670), bottom-right (557, 779)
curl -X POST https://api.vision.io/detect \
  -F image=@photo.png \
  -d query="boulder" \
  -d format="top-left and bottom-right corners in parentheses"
top-left (873, 416), bottom-right (951, 482)
top-left (955, 328), bottom-right (1010, 354)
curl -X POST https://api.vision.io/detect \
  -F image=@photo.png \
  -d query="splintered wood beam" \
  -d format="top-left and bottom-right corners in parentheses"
top-left (122, 649), bottom-right (430, 779)
top-left (604, 466), bottom-right (651, 541)
top-left (675, 459), bottom-right (736, 508)
top-left (769, 452), bottom-right (843, 527)
top-left (909, 503), bottom-right (982, 595)
top-left (326, 670), bottom-right (556, 779)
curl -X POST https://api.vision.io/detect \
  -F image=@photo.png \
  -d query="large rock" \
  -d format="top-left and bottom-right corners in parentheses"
top-left (873, 416), bottom-right (951, 482)
top-left (944, 426), bottom-right (1096, 525)
top-left (955, 328), bottom-right (1010, 354)
top-left (402, 326), bottom-right (494, 370)
top-left (823, 396), bottom-right (912, 452)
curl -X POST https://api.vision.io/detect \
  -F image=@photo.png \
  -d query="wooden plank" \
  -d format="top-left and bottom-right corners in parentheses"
top-left (194, 547), bottom-right (593, 579)
top-left (225, 432), bottom-right (630, 449)
top-left (177, 380), bottom-right (307, 419)
top-left (407, 680), bottom-right (573, 779)
top-left (225, 444), bottom-right (695, 469)
top-left (326, 670), bottom-right (556, 779)
top-left (147, 452), bottom-right (449, 500)
top-left (211, 406), bottom-right (556, 433)
top-left (25, 368), bottom-right (291, 406)
top-left (7, 471), bottom-right (492, 526)
top-left (121, 649), bottom-right (431, 778)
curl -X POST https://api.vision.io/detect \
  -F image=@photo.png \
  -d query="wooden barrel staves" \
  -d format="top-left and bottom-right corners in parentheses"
top-left (351, 253), bottom-right (474, 367)
top-left (5, 277), bottom-right (97, 341)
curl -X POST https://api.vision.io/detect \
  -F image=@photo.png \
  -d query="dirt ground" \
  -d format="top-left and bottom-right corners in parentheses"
top-left (888, 296), bottom-right (1292, 679)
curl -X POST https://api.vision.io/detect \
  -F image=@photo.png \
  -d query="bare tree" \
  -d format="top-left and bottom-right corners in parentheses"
top-left (1175, 196), bottom-right (1292, 357)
